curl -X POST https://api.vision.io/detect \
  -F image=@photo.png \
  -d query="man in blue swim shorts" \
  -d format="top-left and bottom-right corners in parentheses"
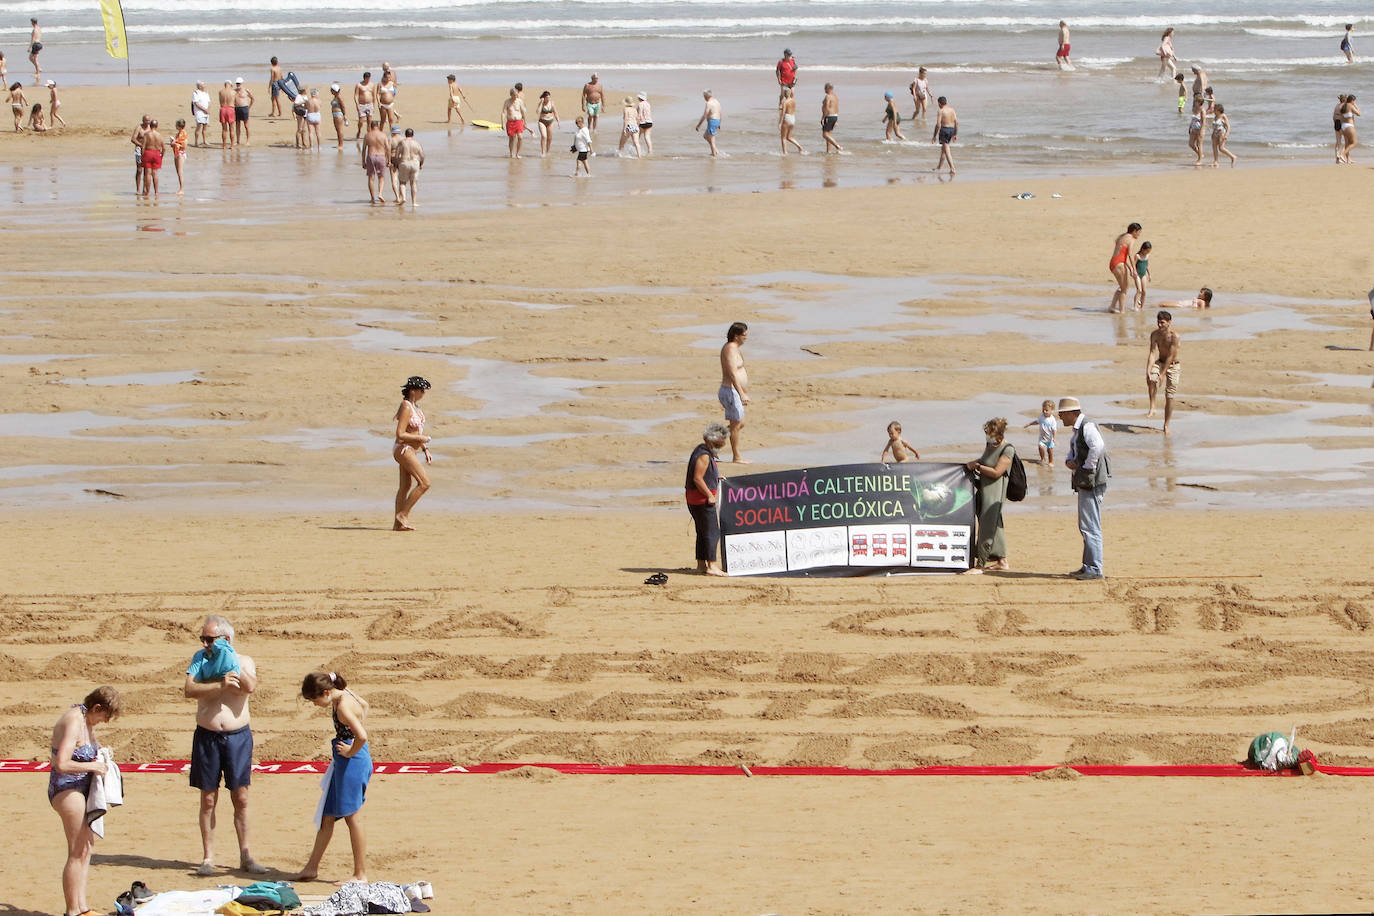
top-left (932, 95), bottom-right (958, 174)
top-left (696, 89), bottom-right (723, 156)
top-left (184, 614), bottom-right (268, 876)
top-left (717, 321), bottom-right (750, 462)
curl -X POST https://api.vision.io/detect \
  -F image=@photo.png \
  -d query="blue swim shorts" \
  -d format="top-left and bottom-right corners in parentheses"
top-left (706, 117), bottom-right (721, 136)
top-left (718, 385), bottom-right (744, 422)
top-left (190, 724), bottom-right (254, 791)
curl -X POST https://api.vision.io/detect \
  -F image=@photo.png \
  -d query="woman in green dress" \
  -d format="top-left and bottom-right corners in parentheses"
top-left (964, 417), bottom-right (1015, 573)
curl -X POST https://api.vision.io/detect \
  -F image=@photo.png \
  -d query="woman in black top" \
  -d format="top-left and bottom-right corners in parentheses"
top-left (685, 424), bottom-right (729, 576)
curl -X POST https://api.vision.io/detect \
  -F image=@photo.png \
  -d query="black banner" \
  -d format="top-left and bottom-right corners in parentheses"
top-left (718, 462), bottom-right (976, 577)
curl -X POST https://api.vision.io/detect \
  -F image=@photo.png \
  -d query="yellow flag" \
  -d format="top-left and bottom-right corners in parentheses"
top-left (98, 0), bottom-right (129, 60)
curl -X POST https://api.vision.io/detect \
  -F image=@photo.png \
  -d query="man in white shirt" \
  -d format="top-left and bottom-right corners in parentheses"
top-left (191, 81), bottom-right (211, 147)
top-left (1058, 397), bottom-right (1108, 580)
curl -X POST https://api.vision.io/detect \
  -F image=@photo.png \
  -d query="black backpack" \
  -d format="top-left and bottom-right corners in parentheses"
top-left (1004, 448), bottom-right (1027, 502)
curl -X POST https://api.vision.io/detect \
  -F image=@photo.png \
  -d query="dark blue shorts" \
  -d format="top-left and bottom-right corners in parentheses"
top-left (190, 724), bottom-right (253, 791)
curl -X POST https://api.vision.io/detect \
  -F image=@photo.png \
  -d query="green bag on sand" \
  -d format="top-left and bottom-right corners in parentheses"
top-left (1248, 731), bottom-right (1296, 770)
top-left (236, 882), bottom-right (302, 911)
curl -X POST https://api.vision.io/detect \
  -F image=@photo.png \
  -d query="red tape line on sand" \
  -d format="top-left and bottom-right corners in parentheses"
top-left (1, 760), bottom-right (1369, 776)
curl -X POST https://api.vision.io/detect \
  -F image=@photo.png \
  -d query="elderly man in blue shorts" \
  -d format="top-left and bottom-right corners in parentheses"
top-left (184, 614), bottom-right (268, 876)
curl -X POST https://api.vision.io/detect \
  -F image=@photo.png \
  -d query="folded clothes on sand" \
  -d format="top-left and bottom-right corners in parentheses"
top-left (305, 882), bottom-right (411, 916)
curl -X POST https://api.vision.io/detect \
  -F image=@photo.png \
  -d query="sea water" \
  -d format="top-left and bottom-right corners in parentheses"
top-left (9, 0), bottom-right (1368, 177)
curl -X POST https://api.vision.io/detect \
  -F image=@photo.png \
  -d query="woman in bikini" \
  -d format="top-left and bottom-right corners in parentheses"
top-left (617, 96), bottom-right (641, 158)
top-left (1339, 94), bottom-right (1361, 163)
top-left (296, 672), bottom-right (370, 885)
top-left (1108, 223), bottom-right (1141, 313)
top-left (536, 90), bottom-right (559, 156)
top-left (9, 82), bottom-right (27, 132)
top-left (1210, 103), bottom-right (1235, 167)
top-left (1156, 28), bottom-right (1177, 78)
top-left (779, 87), bottom-right (803, 155)
top-left (393, 375), bottom-right (432, 531)
top-left (49, 686), bottom-right (122, 916)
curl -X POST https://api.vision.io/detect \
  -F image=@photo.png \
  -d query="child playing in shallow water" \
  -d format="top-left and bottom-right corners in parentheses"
top-left (1133, 240), bottom-right (1152, 309)
top-left (880, 421), bottom-right (919, 462)
top-left (1022, 399), bottom-right (1057, 464)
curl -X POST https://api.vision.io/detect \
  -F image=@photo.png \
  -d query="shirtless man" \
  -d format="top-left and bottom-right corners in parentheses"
top-left (217, 81), bottom-right (236, 149)
top-left (821, 83), bottom-right (843, 153)
top-left (184, 615), bottom-right (267, 877)
top-left (304, 88), bottom-right (322, 149)
top-left (233, 78), bottom-right (254, 146)
top-left (361, 120), bottom-right (389, 204)
top-left (718, 321), bottom-right (750, 463)
top-left (695, 90), bottom-right (723, 156)
top-left (502, 87), bottom-right (527, 159)
top-left (140, 118), bottom-right (164, 197)
top-left (1190, 65), bottom-right (1208, 111)
top-left (1146, 310), bottom-right (1182, 433)
top-left (1056, 21), bottom-right (1073, 70)
top-left (354, 72), bottom-right (374, 140)
top-left (130, 114), bottom-right (150, 192)
top-left (394, 127), bottom-right (424, 206)
top-left (268, 56), bottom-right (284, 117)
top-left (581, 73), bottom-right (604, 132)
top-left (910, 66), bottom-right (931, 119)
top-left (28, 19), bottom-right (42, 77)
top-left (932, 96), bottom-right (958, 173)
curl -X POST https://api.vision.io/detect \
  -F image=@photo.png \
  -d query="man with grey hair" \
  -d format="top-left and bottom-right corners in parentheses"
top-left (1058, 397), bottom-right (1109, 580)
top-left (191, 81), bottom-right (211, 147)
top-left (184, 614), bottom-right (266, 875)
top-left (686, 423), bottom-right (729, 576)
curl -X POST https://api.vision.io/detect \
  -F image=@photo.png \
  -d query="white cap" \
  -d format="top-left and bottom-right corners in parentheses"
top-left (637, 92), bottom-right (646, 100)
top-left (45, 79), bottom-right (55, 88)
top-left (331, 83), bottom-right (340, 92)
top-left (235, 77), bottom-right (244, 84)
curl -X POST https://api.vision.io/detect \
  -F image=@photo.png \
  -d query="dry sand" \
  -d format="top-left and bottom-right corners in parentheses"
top-left (2, 84), bottom-right (1373, 915)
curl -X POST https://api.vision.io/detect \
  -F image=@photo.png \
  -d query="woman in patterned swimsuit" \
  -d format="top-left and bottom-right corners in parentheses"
top-left (393, 375), bottom-right (432, 531)
top-left (49, 686), bottom-right (122, 916)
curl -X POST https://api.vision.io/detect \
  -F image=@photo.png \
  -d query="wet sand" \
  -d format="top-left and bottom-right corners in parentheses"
top-left (2, 83), bottom-right (1373, 914)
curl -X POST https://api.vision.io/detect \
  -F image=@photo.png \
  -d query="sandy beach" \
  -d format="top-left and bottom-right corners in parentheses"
top-left (2, 80), bottom-right (1373, 914)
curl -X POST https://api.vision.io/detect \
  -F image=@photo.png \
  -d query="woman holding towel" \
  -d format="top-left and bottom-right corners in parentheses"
top-left (296, 672), bottom-right (370, 885)
top-left (49, 687), bottom-right (122, 916)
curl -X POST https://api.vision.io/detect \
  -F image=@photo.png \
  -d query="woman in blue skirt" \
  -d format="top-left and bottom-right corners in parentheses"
top-left (296, 671), bottom-right (371, 884)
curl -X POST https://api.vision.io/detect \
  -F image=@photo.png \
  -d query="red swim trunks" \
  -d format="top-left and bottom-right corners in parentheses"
top-left (219, 105), bottom-right (234, 124)
top-left (1057, 43), bottom-right (1071, 57)
top-left (506, 119), bottom-right (524, 137)
top-left (141, 148), bottom-right (163, 170)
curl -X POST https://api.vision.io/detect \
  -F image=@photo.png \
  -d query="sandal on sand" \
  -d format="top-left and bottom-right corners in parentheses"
top-left (195, 862), bottom-right (216, 876)
top-left (644, 573), bottom-right (668, 585)
top-left (131, 881), bottom-right (155, 903)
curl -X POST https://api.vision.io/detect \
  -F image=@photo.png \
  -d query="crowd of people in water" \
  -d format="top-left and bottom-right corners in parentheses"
top-left (0, 16), bottom-right (1365, 197)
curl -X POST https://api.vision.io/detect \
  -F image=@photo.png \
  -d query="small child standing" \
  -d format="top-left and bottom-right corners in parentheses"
top-left (1133, 240), bottom-right (1152, 309)
top-left (1175, 74), bottom-right (1186, 113)
top-left (171, 118), bottom-right (188, 194)
top-left (571, 115), bottom-right (592, 177)
top-left (880, 420), bottom-right (919, 462)
top-left (1023, 399), bottom-right (1058, 464)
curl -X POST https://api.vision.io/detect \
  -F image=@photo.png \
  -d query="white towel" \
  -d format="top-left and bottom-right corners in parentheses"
top-left (313, 757), bottom-right (335, 829)
top-left (85, 747), bottom-right (123, 838)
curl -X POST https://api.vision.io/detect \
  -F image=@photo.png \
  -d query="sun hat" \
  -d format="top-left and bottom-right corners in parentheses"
top-left (1057, 397), bottom-right (1081, 412)
top-left (45, 79), bottom-right (55, 88)
top-left (234, 77), bottom-right (244, 84)
top-left (404, 376), bottom-right (432, 391)
top-left (330, 82), bottom-right (340, 91)
top-left (637, 92), bottom-right (646, 100)
top-left (884, 91), bottom-right (893, 99)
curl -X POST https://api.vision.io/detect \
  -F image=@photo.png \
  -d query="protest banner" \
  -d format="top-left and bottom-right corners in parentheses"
top-left (718, 462), bottom-right (976, 576)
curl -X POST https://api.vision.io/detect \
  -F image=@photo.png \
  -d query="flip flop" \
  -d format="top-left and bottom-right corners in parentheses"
top-left (643, 573), bottom-right (668, 585)
top-left (131, 881), bottom-right (155, 903)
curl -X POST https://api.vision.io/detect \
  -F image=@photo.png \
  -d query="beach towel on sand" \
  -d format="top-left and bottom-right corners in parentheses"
top-left (305, 882), bottom-right (410, 916)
